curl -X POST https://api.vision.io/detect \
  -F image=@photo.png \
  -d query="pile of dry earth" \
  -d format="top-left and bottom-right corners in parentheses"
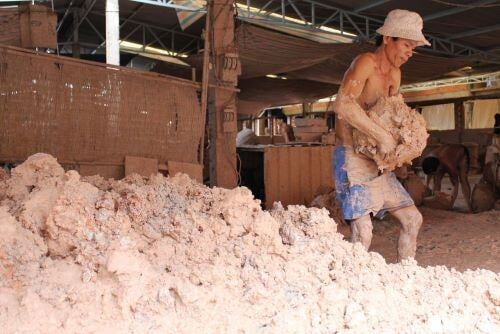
top-left (353, 94), bottom-right (429, 171)
top-left (0, 154), bottom-right (498, 333)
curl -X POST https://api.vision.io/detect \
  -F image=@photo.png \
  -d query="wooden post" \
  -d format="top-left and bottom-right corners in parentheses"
top-left (207, 0), bottom-right (239, 188)
top-left (72, 8), bottom-right (80, 58)
top-left (455, 101), bottom-right (465, 143)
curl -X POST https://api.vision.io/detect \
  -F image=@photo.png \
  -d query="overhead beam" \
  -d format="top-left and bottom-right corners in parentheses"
top-left (131, 0), bottom-right (206, 12)
top-left (235, 0), bottom-right (500, 64)
top-left (62, 0), bottom-right (97, 44)
top-left (56, 0), bottom-right (75, 32)
top-left (423, 0), bottom-right (498, 22)
top-left (121, 3), bottom-right (145, 28)
top-left (75, 0), bottom-right (98, 31)
top-left (63, 11), bottom-right (201, 55)
top-left (60, 0), bottom-right (500, 63)
top-left (401, 71), bottom-right (500, 93)
top-left (353, 0), bottom-right (392, 13)
top-left (84, 16), bottom-right (105, 42)
top-left (448, 23), bottom-right (500, 40)
top-left (90, 11), bottom-right (200, 40)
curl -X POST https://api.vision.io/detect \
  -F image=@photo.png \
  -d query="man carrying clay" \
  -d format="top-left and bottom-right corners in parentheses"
top-left (333, 9), bottom-right (427, 261)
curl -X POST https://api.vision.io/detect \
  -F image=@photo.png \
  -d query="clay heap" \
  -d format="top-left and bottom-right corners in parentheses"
top-left (353, 94), bottom-right (429, 171)
top-left (0, 154), bottom-right (499, 333)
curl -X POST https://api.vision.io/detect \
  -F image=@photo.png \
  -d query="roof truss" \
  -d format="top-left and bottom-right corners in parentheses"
top-left (423, 0), bottom-right (498, 21)
top-left (134, 0), bottom-right (500, 63)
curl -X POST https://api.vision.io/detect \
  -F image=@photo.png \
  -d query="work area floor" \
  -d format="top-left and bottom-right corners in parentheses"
top-left (337, 174), bottom-right (500, 273)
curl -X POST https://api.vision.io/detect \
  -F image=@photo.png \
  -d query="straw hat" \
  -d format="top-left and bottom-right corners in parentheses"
top-left (376, 9), bottom-right (431, 46)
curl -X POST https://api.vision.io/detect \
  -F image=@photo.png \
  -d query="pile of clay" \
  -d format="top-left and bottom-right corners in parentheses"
top-left (353, 94), bottom-right (429, 171)
top-left (1, 154), bottom-right (498, 333)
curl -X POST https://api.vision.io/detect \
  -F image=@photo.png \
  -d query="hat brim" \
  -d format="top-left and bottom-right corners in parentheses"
top-left (376, 27), bottom-right (431, 47)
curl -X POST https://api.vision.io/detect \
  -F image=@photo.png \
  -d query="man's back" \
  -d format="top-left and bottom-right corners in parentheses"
top-left (432, 144), bottom-right (469, 177)
top-left (423, 144), bottom-right (472, 211)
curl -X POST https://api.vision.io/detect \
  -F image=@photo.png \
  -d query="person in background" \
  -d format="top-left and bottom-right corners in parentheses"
top-left (484, 113), bottom-right (500, 166)
top-left (421, 144), bottom-right (472, 212)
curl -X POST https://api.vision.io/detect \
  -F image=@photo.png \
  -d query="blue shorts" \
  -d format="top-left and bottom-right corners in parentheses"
top-left (333, 146), bottom-right (414, 220)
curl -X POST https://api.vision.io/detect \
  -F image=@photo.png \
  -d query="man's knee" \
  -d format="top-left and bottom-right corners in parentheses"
top-left (392, 206), bottom-right (422, 232)
top-left (401, 208), bottom-right (423, 232)
top-left (352, 216), bottom-right (373, 233)
top-left (351, 215), bottom-right (373, 248)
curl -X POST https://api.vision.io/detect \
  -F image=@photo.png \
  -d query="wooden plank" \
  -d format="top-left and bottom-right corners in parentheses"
top-left (294, 133), bottom-right (322, 142)
top-left (319, 146), bottom-right (334, 191)
top-left (298, 146), bottom-right (312, 205)
top-left (125, 156), bottom-right (158, 177)
top-left (294, 118), bottom-right (326, 127)
top-left (79, 164), bottom-right (124, 179)
top-left (403, 84), bottom-right (467, 99)
top-left (168, 161), bottom-right (203, 183)
top-left (310, 147), bottom-right (322, 198)
top-left (289, 147), bottom-right (301, 205)
top-left (277, 146), bottom-right (289, 207)
top-left (293, 126), bottom-right (329, 134)
top-left (264, 147), bottom-right (280, 209)
top-left (254, 136), bottom-right (272, 145)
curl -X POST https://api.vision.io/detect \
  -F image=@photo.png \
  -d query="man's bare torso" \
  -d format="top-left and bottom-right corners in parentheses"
top-left (336, 53), bottom-right (400, 147)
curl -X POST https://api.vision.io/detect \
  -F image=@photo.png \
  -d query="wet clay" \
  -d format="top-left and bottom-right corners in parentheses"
top-left (0, 154), bottom-right (498, 333)
top-left (353, 94), bottom-right (429, 171)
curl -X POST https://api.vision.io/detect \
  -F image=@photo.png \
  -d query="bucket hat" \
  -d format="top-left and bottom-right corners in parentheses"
top-left (376, 9), bottom-right (431, 46)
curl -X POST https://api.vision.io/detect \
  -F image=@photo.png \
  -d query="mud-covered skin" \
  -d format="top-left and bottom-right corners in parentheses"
top-left (332, 37), bottom-right (423, 261)
top-left (351, 94), bottom-right (429, 172)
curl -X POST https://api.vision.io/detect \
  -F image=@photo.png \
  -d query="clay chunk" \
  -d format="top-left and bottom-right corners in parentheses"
top-left (353, 94), bottom-right (429, 172)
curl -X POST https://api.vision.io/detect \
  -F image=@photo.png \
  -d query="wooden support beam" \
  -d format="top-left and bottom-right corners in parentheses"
top-left (207, 0), bottom-right (239, 188)
top-left (455, 101), bottom-right (465, 142)
top-left (72, 8), bottom-right (81, 58)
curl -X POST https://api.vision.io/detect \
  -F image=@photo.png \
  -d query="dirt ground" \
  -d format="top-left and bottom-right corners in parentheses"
top-left (338, 174), bottom-right (500, 272)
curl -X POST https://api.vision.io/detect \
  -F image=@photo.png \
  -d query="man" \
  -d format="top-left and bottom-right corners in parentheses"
top-left (485, 113), bottom-right (500, 166)
top-left (422, 144), bottom-right (472, 212)
top-left (333, 9), bottom-right (427, 261)
top-left (480, 113), bottom-right (500, 202)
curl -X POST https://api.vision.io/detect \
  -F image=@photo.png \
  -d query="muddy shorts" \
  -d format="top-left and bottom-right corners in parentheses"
top-left (333, 145), bottom-right (414, 220)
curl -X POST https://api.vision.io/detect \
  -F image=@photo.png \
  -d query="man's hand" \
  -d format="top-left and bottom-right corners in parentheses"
top-left (377, 132), bottom-right (397, 155)
top-left (394, 165), bottom-right (408, 179)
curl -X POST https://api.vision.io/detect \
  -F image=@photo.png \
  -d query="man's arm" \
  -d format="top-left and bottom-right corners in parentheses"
top-left (333, 54), bottom-right (396, 153)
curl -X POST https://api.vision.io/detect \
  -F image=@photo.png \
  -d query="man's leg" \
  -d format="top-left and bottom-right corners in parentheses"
top-left (458, 163), bottom-right (472, 212)
top-left (449, 174), bottom-right (459, 209)
top-left (485, 145), bottom-right (499, 166)
top-left (433, 171), bottom-right (444, 192)
top-left (389, 205), bottom-right (423, 261)
top-left (350, 214), bottom-right (373, 250)
top-left (426, 174), bottom-right (433, 189)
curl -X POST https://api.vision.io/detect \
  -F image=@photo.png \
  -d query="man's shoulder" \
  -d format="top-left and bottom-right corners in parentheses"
top-left (352, 53), bottom-right (377, 68)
